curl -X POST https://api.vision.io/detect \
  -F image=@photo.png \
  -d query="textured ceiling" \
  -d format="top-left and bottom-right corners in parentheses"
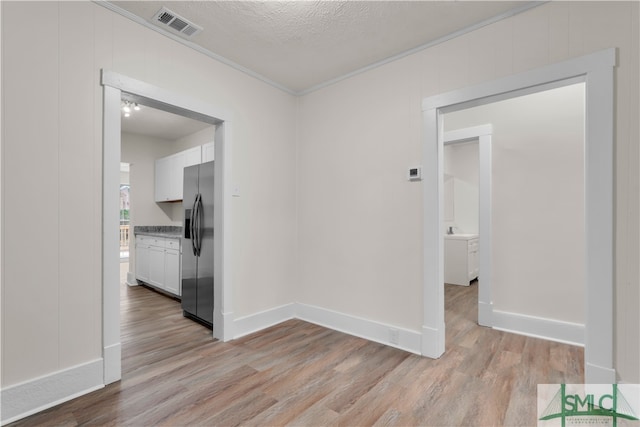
top-left (109, 1), bottom-right (537, 93)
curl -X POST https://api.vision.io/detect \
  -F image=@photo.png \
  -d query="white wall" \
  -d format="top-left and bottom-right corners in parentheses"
top-left (443, 142), bottom-right (479, 235)
top-left (174, 126), bottom-right (216, 152)
top-left (297, 2), bottom-right (639, 382)
top-left (1, 0), bottom-right (297, 393)
top-left (121, 132), bottom-right (180, 227)
top-left (444, 84), bottom-right (585, 324)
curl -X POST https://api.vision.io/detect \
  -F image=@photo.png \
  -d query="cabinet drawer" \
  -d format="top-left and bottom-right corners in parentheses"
top-left (136, 235), bottom-right (151, 246)
top-left (147, 237), bottom-right (165, 247)
top-left (468, 239), bottom-right (479, 252)
top-left (165, 239), bottom-right (180, 250)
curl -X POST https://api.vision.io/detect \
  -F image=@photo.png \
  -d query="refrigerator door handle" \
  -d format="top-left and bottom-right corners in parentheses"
top-left (195, 193), bottom-right (203, 256)
top-left (190, 197), bottom-right (198, 256)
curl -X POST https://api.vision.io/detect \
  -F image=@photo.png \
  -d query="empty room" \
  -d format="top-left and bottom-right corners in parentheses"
top-left (1, 1), bottom-right (638, 426)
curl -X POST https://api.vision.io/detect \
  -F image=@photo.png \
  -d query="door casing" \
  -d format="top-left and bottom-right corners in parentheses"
top-left (421, 48), bottom-right (616, 383)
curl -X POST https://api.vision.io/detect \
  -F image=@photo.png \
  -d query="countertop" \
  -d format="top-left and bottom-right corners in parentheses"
top-left (444, 233), bottom-right (479, 240)
top-left (134, 225), bottom-right (182, 239)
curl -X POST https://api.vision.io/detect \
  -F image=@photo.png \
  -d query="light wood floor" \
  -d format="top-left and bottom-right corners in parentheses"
top-left (12, 272), bottom-right (583, 426)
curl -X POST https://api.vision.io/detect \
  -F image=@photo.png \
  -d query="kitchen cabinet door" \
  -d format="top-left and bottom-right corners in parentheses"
top-left (172, 147), bottom-right (201, 201)
top-left (135, 239), bottom-right (150, 283)
top-left (154, 156), bottom-right (172, 202)
top-left (202, 142), bottom-right (214, 162)
top-left (169, 152), bottom-right (185, 201)
top-left (164, 248), bottom-right (180, 296)
top-left (184, 146), bottom-right (202, 167)
top-left (148, 245), bottom-right (165, 289)
top-left (156, 146), bottom-right (204, 202)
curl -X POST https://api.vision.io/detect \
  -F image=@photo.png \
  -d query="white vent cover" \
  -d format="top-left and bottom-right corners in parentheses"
top-left (151, 7), bottom-right (202, 38)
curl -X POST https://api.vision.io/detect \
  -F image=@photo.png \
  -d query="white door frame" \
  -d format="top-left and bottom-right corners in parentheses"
top-left (101, 71), bottom-right (234, 384)
top-left (421, 48), bottom-right (616, 383)
top-left (443, 125), bottom-right (493, 327)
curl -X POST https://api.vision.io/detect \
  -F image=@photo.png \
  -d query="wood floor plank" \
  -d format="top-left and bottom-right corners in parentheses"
top-left (9, 270), bottom-right (584, 426)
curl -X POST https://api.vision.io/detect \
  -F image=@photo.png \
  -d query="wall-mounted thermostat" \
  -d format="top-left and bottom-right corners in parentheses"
top-left (407, 166), bottom-right (422, 181)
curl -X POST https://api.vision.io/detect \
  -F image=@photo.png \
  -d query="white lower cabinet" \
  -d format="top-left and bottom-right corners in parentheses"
top-left (164, 249), bottom-right (181, 295)
top-left (135, 235), bottom-right (181, 296)
top-left (135, 238), bottom-right (150, 283)
top-left (148, 245), bottom-right (165, 288)
top-left (444, 235), bottom-right (479, 286)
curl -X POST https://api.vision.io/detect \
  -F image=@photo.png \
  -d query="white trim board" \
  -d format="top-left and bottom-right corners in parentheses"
top-left (233, 303), bottom-right (296, 340)
top-left (296, 303), bottom-right (422, 355)
top-left (232, 301), bottom-right (588, 361)
top-left (126, 272), bottom-right (137, 286)
top-left (492, 311), bottom-right (584, 347)
top-left (0, 359), bottom-right (104, 425)
top-left (232, 302), bottom-right (584, 358)
top-left (421, 48), bottom-right (616, 384)
top-left (232, 302), bottom-right (422, 355)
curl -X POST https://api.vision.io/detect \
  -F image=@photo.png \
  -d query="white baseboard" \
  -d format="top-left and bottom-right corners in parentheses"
top-left (126, 272), bottom-right (137, 286)
top-left (1, 359), bottom-right (104, 425)
top-left (478, 301), bottom-right (493, 327)
top-left (296, 303), bottom-right (422, 355)
top-left (233, 303), bottom-right (295, 339)
top-left (421, 324), bottom-right (445, 358)
top-left (492, 310), bottom-right (584, 346)
top-left (103, 343), bottom-right (121, 384)
top-left (230, 303), bottom-right (422, 355)
top-left (214, 310), bottom-right (235, 342)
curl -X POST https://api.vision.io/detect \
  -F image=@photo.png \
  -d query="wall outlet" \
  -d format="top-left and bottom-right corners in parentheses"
top-left (389, 328), bottom-right (399, 345)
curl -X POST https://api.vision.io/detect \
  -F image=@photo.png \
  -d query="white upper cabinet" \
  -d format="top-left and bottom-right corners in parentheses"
top-left (202, 142), bottom-right (215, 163)
top-left (155, 146), bottom-right (203, 202)
top-left (173, 146), bottom-right (202, 201)
top-left (184, 146), bottom-right (202, 167)
top-left (154, 156), bottom-right (173, 202)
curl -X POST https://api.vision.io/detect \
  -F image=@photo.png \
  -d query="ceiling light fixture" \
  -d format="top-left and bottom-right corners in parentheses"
top-left (121, 101), bottom-right (141, 118)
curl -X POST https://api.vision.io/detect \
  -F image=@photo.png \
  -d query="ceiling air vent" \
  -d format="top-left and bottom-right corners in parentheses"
top-left (151, 7), bottom-right (202, 38)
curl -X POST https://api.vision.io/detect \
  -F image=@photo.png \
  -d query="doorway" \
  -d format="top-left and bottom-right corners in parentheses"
top-left (101, 71), bottom-right (232, 384)
top-left (421, 48), bottom-right (616, 383)
top-left (442, 125), bottom-right (493, 329)
top-left (442, 83), bottom-right (587, 348)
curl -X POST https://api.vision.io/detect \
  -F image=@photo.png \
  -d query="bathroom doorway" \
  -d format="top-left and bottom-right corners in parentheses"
top-left (441, 125), bottom-right (493, 335)
top-left (443, 138), bottom-right (480, 350)
top-left (422, 49), bottom-right (615, 382)
top-left (442, 83), bottom-right (586, 348)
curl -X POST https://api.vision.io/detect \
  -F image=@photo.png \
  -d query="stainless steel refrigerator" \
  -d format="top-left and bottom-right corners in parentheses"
top-left (182, 161), bottom-right (214, 328)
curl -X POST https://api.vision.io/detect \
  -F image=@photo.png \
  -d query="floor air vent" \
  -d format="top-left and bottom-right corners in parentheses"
top-left (151, 7), bottom-right (202, 38)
